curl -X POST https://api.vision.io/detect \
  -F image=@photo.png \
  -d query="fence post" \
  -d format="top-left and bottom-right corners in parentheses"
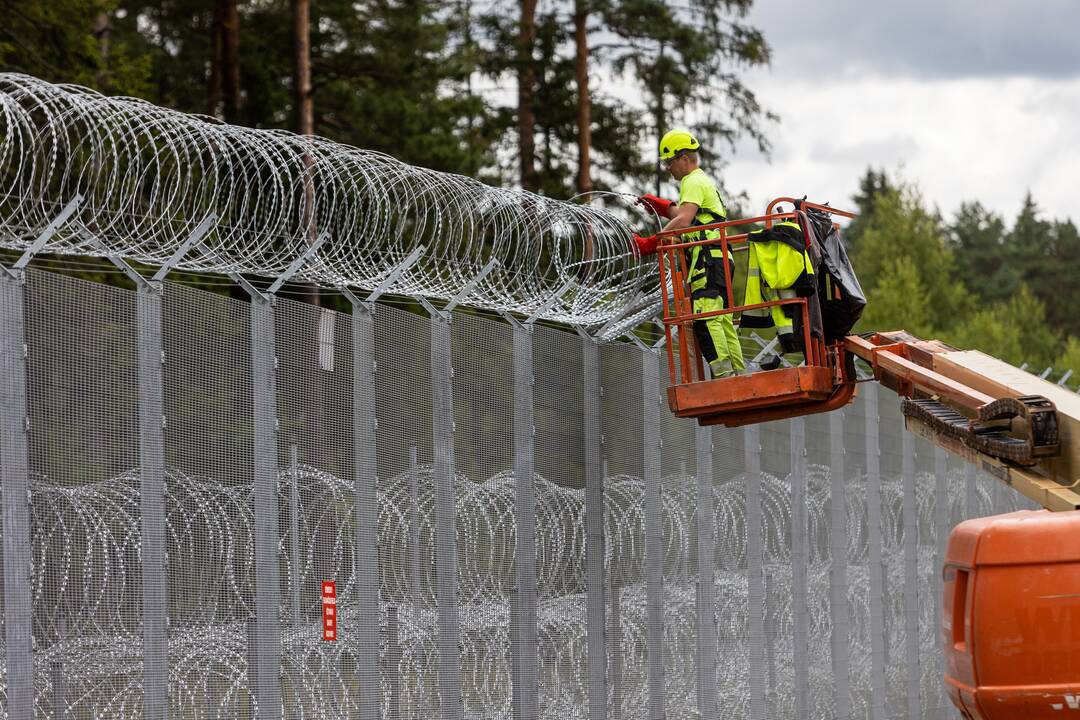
top-left (0, 277), bottom-right (33, 717)
top-left (902, 429), bottom-right (921, 719)
top-left (387, 605), bottom-right (402, 720)
top-left (582, 338), bottom-right (607, 720)
top-left (790, 417), bottom-right (810, 719)
top-left (864, 386), bottom-right (887, 720)
top-left (829, 409), bottom-right (851, 718)
top-left (352, 301), bottom-right (382, 720)
top-left (694, 425), bottom-right (718, 719)
top-left (744, 423), bottom-right (767, 720)
top-left (136, 279), bottom-right (170, 719)
top-left (512, 321), bottom-right (540, 720)
top-left (609, 574), bottom-right (623, 720)
top-left (430, 312), bottom-right (463, 720)
top-left (0, 199), bottom-right (83, 720)
top-left (249, 292), bottom-right (285, 719)
top-left (642, 350), bottom-right (665, 720)
top-left (934, 446), bottom-right (950, 719)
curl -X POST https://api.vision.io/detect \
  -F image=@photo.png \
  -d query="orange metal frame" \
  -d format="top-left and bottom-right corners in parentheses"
top-left (658, 197), bottom-right (858, 426)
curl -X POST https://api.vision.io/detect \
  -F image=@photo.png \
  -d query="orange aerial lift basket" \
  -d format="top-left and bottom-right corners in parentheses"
top-left (658, 197), bottom-right (859, 427)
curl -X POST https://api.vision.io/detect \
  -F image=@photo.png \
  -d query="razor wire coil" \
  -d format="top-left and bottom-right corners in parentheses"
top-left (0, 74), bottom-right (659, 326)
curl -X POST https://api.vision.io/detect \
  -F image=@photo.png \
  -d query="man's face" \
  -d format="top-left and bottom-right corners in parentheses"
top-left (663, 152), bottom-right (690, 180)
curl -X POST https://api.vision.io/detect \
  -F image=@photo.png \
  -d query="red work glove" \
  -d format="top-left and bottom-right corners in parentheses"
top-left (636, 193), bottom-right (674, 218)
top-left (632, 233), bottom-right (659, 257)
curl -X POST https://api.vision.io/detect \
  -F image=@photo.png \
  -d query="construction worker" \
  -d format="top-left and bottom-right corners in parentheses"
top-left (634, 128), bottom-right (745, 378)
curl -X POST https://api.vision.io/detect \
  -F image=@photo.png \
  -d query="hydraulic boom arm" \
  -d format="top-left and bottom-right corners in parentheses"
top-left (845, 331), bottom-right (1080, 511)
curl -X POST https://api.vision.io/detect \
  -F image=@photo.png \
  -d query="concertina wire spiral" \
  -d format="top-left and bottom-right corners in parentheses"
top-left (0, 73), bottom-right (660, 326)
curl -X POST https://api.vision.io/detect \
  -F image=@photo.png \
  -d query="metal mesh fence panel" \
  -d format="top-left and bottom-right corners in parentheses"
top-left (598, 340), bottom-right (645, 720)
top-left (0, 266), bottom-right (1042, 718)
top-left (162, 282), bottom-right (260, 718)
top-left (449, 311), bottom-right (514, 719)
top-left (25, 269), bottom-right (142, 717)
top-left (373, 304), bottom-right (438, 719)
top-left (531, 323), bottom-right (588, 717)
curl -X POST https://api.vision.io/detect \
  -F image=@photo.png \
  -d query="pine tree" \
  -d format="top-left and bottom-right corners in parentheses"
top-left (602, 0), bottom-right (773, 192)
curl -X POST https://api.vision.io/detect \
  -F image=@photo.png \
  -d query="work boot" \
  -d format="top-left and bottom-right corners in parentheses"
top-left (759, 354), bottom-right (782, 371)
top-left (709, 358), bottom-right (734, 379)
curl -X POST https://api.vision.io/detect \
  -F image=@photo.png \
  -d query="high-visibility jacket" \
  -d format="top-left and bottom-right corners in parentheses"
top-left (677, 168), bottom-right (730, 299)
top-left (742, 221), bottom-right (816, 348)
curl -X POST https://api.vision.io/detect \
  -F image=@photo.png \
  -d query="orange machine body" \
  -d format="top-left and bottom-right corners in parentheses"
top-left (944, 510), bottom-right (1080, 719)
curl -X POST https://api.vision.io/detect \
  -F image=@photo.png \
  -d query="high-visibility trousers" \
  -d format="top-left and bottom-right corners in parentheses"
top-left (693, 294), bottom-right (745, 374)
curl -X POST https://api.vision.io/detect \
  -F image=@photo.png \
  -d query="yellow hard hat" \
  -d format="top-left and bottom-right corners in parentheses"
top-left (658, 128), bottom-right (700, 160)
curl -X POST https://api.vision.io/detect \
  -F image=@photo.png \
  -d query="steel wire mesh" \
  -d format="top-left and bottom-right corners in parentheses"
top-left (0, 267), bottom-right (1033, 719)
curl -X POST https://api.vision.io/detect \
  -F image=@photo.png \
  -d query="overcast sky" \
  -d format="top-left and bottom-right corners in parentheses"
top-left (701, 0), bottom-right (1080, 223)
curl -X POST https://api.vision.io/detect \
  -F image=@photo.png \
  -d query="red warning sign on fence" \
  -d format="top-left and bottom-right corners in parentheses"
top-left (322, 580), bottom-right (337, 641)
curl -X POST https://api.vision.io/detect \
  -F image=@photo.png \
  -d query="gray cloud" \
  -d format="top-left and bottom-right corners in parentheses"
top-left (750, 0), bottom-right (1080, 79)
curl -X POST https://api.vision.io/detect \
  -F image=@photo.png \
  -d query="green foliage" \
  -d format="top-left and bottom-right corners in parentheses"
top-left (312, 0), bottom-right (495, 174)
top-left (848, 168), bottom-right (1080, 380)
top-left (1054, 337), bottom-right (1080, 378)
top-left (850, 180), bottom-right (969, 335)
top-left (1, 0), bottom-right (151, 95)
top-left (946, 287), bottom-right (1060, 368)
top-left (858, 257), bottom-right (934, 338)
top-left (601, 0), bottom-right (773, 191)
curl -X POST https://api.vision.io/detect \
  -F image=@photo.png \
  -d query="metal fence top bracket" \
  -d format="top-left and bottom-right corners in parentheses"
top-left (2, 195), bottom-right (85, 281)
top-left (267, 230), bottom-right (330, 296)
top-left (151, 214), bottom-right (217, 283)
top-left (365, 245), bottom-right (426, 305)
top-left (525, 280), bottom-right (575, 326)
top-left (444, 258), bottom-right (499, 314)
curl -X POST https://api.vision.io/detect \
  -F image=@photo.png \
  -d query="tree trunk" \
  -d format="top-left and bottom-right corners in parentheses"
top-left (92, 12), bottom-right (110, 88)
top-left (208, 4), bottom-right (223, 117)
top-left (517, 0), bottom-right (539, 192)
top-left (292, 0), bottom-right (319, 308)
top-left (221, 0), bottom-right (241, 124)
top-left (573, 0), bottom-right (592, 196)
top-left (292, 0), bottom-right (313, 136)
top-left (654, 42), bottom-right (667, 196)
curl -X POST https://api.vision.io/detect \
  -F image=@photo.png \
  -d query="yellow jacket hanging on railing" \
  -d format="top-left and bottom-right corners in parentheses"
top-left (741, 220), bottom-right (815, 353)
